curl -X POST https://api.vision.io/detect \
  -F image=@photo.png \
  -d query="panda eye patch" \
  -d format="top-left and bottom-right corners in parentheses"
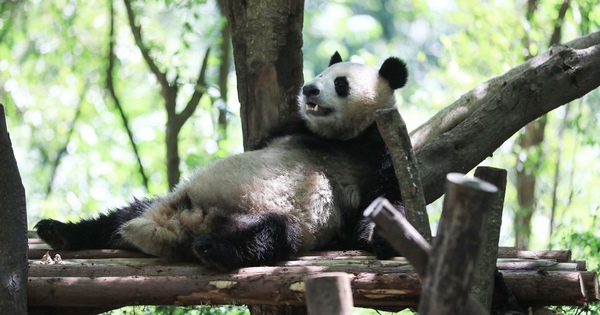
top-left (334, 76), bottom-right (350, 97)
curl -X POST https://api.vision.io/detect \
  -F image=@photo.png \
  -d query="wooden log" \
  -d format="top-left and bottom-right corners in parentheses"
top-left (375, 108), bottom-right (432, 242)
top-left (304, 272), bottom-right (353, 315)
top-left (496, 260), bottom-right (581, 271)
top-left (499, 270), bottom-right (599, 306)
top-left (419, 173), bottom-right (497, 315)
top-left (27, 258), bottom-right (586, 278)
top-left (496, 248), bottom-right (571, 262)
top-left (472, 166), bottom-right (507, 309)
top-left (27, 265), bottom-right (422, 308)
top-left (581, 271), bottom-right (600, 302)
top-left (27, 260), bottom-right (595, 308)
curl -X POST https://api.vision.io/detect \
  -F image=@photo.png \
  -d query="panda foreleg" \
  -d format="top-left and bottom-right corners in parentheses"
top-left (35, 197), bottom-right (158, 250)
top-left (192, 212), bottom-right (303, 270)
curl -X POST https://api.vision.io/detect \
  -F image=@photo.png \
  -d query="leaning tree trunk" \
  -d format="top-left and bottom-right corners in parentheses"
top-left (0, 104), bottom-right (28, 314)
top-left (218, 0), bottom-right (305, 151)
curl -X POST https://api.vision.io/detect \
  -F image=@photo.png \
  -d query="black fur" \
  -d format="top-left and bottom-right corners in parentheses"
top-left (35, 197), bottom-right (158, 250)
top-left (329, 51), bottom-right (343, 66)
top-left (379, 57), bottom-right (408, 89)
top-left (193, 213), bottom-right (302, 270)
top-left (334, 76), bottom-right (350, 97)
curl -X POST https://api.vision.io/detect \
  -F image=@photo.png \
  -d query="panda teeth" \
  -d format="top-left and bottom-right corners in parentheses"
top-left (306, 103), bottom-right (319, 111)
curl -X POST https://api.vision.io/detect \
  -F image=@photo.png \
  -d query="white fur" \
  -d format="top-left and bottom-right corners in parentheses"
top-left (120, 141), bottom-right (363, 256)
top-left (299, 62), bottom-right (397, 140)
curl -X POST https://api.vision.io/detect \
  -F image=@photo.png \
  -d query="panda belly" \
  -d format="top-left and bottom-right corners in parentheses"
top-left (119, 145), bottom-right (358, 260)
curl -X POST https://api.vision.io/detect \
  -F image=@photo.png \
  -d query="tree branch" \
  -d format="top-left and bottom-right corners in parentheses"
top-left (416, 43), bottom-right (600, 203)
top-left (122, 0), bottom-right (170, 97)
top-left (176, 48), bottom-right (210, 130)
top-left (410, 31), bottom-right (600, 150)
top-left (549, 0), bottom-right (571, 47)
top-left (45, 81), bottom-right (90, 196)
top-left (108, 0), bottom-right (149, 191)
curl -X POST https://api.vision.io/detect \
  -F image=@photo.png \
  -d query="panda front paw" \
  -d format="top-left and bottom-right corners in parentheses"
top-left (192, 235), bottom-right (244, 271)
top-left (35, 219), bottom-right (70, 250)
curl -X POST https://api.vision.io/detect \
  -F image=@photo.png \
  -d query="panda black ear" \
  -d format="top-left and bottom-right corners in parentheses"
top-left (329, 51), bottom-right (343, 66)
top-left (379, 57), bottom-right (408, 90)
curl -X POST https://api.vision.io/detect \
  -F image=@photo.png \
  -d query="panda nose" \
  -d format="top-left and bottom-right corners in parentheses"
top-left (302, 84), bottom-right (320, 97)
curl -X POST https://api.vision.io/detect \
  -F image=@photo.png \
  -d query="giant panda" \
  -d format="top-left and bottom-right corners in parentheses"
top-left (35, 52), bottom-right (408, 270)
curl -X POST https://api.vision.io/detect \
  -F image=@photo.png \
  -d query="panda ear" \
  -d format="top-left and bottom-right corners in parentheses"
top-left (379, 57), bottom-right (408, 90)
top-left (329, 51), bottom-right (343, 66)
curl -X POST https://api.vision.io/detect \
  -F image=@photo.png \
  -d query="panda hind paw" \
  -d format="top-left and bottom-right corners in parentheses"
top-left (192, 236), bottom-right (244, 271)
top-left (371, 232), bottom-right (399, 260)
top-left (34, 219), bottom-right (70, 250)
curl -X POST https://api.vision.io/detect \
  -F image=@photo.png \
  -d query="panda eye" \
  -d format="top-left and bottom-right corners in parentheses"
top-left (334, 76), bottom-right (350, 97)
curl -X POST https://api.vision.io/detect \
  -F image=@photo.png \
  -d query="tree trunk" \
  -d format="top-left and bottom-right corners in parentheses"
top-left (219, 0), bottom-right (305, 151)
top-left (514, 118), bottom-right (546, 249)
top-left (218, 1), bottom-right (305, 313)
top-left (0, 104), bottom-right (28, 314)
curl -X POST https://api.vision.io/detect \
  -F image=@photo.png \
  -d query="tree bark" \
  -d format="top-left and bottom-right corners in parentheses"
top-left (415, 40), bottom-right (600, 203)
top-left (0, 104), bottom-right (28, 314)
top-left (304, 273), bottom-right (353, 315)
top-left (418, 174), bottom-right (497, 315)
top-left (219, 0), bottom-right (305, 150)
top-left (472, 167), bottom-right (507, 310)
top-left (375, 108), bottom-right (431, 242)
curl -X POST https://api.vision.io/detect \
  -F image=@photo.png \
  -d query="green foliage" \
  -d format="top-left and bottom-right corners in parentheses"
top-left (1, 0), bottom-right (238, 225)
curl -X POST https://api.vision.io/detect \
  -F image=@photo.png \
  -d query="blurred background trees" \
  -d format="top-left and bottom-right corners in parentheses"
top-left (1, 0), bottom-right (599, 313)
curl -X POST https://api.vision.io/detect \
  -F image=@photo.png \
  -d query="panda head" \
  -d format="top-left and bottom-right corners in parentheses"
top-left (299, 52), bottom-right (408, 140)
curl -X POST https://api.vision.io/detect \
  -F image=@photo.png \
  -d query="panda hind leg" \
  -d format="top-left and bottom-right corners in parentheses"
top-left (192, 213), bottom-right (302, 270)
top-left (35, 198), bottom-right (158, 250)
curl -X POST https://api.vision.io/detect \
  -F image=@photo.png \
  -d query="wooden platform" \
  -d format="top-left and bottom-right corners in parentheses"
top-left (27, 238), bottom-right (599, 311)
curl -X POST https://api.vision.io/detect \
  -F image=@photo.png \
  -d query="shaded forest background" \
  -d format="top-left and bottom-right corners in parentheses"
top-left (1, 0), bottom-right (599, 313)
